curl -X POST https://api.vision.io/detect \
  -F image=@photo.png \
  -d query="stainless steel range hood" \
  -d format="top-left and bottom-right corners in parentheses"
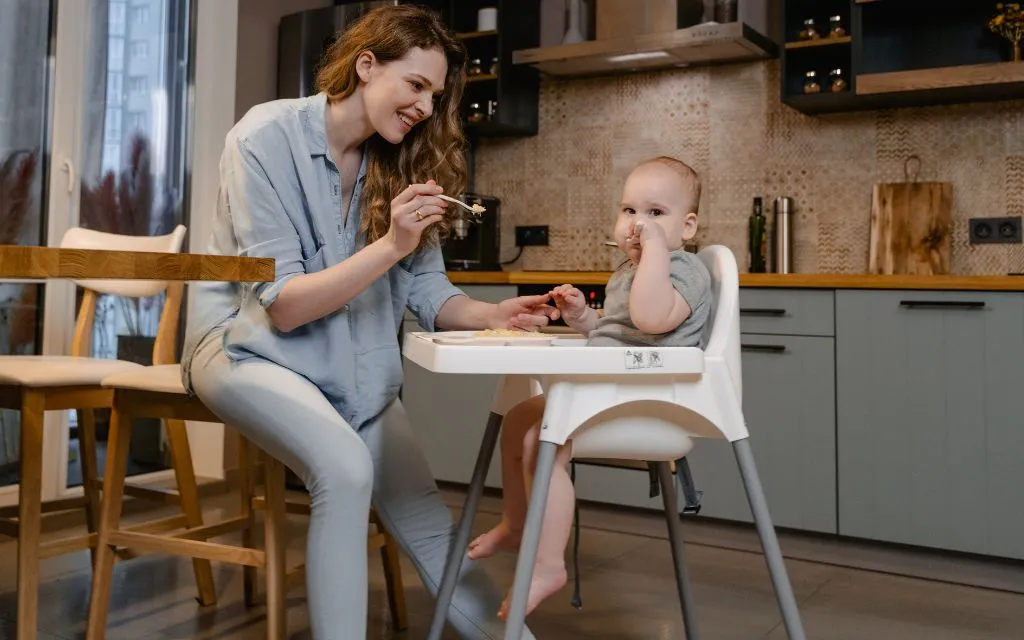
top-left (513, 21), bottom-right (776, 78)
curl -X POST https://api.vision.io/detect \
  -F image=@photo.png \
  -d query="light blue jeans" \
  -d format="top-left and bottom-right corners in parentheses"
top-left (189, 333), bottom-right (532, 639)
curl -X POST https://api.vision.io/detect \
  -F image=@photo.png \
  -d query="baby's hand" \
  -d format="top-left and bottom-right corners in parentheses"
top-left (632, 220), bottom-right (667, 248)
top-left (551, 284), bottom-right (587, 321)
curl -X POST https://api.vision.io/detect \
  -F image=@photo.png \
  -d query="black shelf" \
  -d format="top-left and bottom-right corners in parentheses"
top-left (780, 0), bottom-right (1024, 115)
top-left (432, 0), bottom-right (539, 138)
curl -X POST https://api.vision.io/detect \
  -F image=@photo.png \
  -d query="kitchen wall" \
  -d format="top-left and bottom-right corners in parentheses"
top-left (235, 0), bottom-right (331, 121)
top-left (474, 61), bottom-right (1024, 275)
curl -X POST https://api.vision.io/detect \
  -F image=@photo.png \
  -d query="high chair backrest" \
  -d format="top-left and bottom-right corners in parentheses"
top-left (61, 225), bottom-right (187, 364)
top-left (62, 225), bottom-right (187, 298)
top-left (697, 245), bottom-right (742, 400)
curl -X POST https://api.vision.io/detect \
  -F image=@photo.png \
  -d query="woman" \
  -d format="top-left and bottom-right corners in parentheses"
top-left (181, 5), bottom-right (555, 638)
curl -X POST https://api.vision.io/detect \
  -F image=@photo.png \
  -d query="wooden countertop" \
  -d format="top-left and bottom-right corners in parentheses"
top-left (447, 271), bottom-right (1024, 291)
top-left (0, 246), bottom-right (274, 281)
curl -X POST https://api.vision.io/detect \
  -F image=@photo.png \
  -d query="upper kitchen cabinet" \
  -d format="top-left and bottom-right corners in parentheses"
top-left (428, 0), bottom-right (541, 137)
top-left (512, 0), bottom-right (777, 79)
top-left (278, 1), bottom-right (539, 138)
top-left (783, 0), bottom-right (1024, 115)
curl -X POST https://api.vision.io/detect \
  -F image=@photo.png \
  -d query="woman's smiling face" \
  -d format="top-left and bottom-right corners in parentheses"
top-left (357, 46), bottom-right (448, 144)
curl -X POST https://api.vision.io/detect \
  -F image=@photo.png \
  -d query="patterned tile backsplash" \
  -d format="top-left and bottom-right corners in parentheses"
top-left (473, 61), bottom-right (1024, 274)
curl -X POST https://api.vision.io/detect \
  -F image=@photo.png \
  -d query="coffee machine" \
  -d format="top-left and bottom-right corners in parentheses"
top-left (442, 194), bottom-right (501, 271)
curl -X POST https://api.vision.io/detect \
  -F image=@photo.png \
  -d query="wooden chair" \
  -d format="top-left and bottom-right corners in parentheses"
top-left (0, 225), bottom-right (221, 640)
top-left (86, 364), bottom-right (408, 639)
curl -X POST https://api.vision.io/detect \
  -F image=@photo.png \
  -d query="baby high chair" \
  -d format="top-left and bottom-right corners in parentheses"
top-left (411, 245), bottom-right (806, 640)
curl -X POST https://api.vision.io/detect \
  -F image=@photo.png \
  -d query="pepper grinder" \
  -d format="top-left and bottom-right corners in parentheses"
top-left (773, 196), bottom-right (794, 274)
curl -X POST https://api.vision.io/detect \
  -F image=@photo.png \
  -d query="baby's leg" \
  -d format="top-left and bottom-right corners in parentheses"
top-left (468, 395), bottom-right (547, 560)
top-left (499, 425), bottom-right (575, 620)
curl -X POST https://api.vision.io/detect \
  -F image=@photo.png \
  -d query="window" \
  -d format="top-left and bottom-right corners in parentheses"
top-left (130, 5), bottom-right (149, 25)
top-left (128, 75), bottom-right (147, 96)
top-left (109, 1), bottom-right (126, 35)
top-left (108, 37), bottom-right (124, 72)
top-left (106, 72), bottom-right (123, 102)
top-left (126, 111), bottom-right (146, 131)
top-left (130, 40), bottom-right (148, 58)
top-left (104, 109), bottom-right (122, 143)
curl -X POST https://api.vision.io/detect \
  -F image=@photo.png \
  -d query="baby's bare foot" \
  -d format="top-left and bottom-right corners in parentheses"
top-left (467, 520), bottom-right (521, 560)
top-left (497, 563), bottom-right (568, 621)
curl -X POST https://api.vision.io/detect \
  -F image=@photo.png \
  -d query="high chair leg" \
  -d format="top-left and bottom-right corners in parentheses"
top-left (505, 440), bottom-right (559, 640)
top-left (426, 411), bottom-right (502, 640)
top-left (734, 439), bottom-right (806, 640)
top-left (656, 462), bottom-right (700, 640)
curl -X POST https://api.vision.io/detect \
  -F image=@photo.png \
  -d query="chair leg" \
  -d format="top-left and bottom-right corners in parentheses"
top-left (427, 411), bottom-right (503, 640)
top-left (262, 453), bottom-right (288, 640)
top-left (655, 462), bottom-right (700, 640)
top-left (86, 405), bottom-right (134, 640)
top-left (733, 439), bottom-right (807, 640)
top-left (164, 418), bottom-right (217, 607)
top-left (75, 408), bottom-right (102, 569)
top-left (237, 436), bottom-right (259, 608)
top-left (374, 512), bottom-right (408, 631)
top-left (17, 392), bottom-right (44, 640)
top-left (505, 440), bottom-right (559, 640)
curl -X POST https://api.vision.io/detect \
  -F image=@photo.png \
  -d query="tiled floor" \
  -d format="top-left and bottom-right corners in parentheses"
top-left (1, 488), bottom-right (1023, 639)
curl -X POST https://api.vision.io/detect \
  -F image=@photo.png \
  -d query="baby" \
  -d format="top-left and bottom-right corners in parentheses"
top-left (468, 156), bottom-right (713, 619)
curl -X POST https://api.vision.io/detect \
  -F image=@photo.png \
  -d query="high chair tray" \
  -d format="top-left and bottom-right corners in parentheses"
top-left (428, 331), bottom-right (560, 346)
top-left (403, 332), bottom-right (705, 376)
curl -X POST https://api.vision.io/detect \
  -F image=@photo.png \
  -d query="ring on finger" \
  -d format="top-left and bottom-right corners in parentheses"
top-left (415, 209), bottom-right (424, 221)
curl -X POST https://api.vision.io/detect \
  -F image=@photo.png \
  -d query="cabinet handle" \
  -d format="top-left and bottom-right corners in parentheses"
top-left (898, 300), bottom-right (986, 310)
top-left (741, 344), bottom-right (787, 353)
top-left (740, 308), bottom-right (786, 316)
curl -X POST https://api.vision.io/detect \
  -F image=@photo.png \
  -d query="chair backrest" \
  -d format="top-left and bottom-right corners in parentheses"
top-left (61, 225), bottom-right (187, 298)
top-left (697, 245), bottom-right (742, 400)
top-left (61, 225), bottom-right (187, 364)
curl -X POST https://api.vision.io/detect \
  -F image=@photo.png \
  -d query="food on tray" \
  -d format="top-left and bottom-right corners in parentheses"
top-left (474, 328), bottom-right (535, 337)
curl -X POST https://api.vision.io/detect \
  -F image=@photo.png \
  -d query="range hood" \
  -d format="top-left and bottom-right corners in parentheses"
top-left (513, 21), bottom-right (776, 78)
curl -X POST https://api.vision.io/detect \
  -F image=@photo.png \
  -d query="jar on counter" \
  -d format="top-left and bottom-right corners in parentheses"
top-left (468, 58), bottom-right (483, 76)
top-left (830, 68), bottom-right (848, 93)
top-left (468, 103), bottom-right (485, 123)
top-left (803, 70), bottom-right (821, 94)
top-left (829, 15), bottom-right (846, 38)
top-left (799, 18), bottom-right (820, 40)
top-left (489, 56), bottom-right (499, 76)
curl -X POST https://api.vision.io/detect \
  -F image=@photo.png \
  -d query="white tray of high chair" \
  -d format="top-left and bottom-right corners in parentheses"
top-left (406, 245), bottom-right (806, 640)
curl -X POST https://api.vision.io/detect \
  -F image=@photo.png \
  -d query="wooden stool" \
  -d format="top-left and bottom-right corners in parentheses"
top-left (86, 365), bottom-right (407, 639)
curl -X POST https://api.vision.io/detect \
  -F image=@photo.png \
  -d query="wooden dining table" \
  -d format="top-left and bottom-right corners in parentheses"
top-left (0, 245), bottom-right (274, 282)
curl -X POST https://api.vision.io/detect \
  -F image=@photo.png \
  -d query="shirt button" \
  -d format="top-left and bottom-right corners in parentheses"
top-left (342, 304), bottom-right (350, 312)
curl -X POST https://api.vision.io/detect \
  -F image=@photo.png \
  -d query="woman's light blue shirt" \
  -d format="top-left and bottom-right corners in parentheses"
top-left (182, 92), bottom-right (464, 430)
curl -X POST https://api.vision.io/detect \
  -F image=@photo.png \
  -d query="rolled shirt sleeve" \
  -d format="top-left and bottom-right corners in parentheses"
top-left (222, 137), bottom-right (306, 308)
top-left (404, 242), bottom-right (464, 332)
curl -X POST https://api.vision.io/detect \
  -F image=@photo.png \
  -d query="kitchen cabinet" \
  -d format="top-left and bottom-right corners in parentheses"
top-left (687, 290), bottom-right (837, 534)
top-left (836, 290), bottom-right (1024, 560)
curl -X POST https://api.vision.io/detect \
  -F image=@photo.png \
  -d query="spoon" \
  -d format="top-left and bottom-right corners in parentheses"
top-left (437, 194), bottom-right (486, 216)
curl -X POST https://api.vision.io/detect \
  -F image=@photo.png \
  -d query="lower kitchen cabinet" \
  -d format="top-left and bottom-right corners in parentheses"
top-left (836, 290), bottom-right (1024, 560)
top-left (687, 333), bottom-right (837, 534)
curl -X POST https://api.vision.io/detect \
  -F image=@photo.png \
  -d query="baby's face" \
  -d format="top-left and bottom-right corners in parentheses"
top-left (614, 162), bottom-right (698, 257)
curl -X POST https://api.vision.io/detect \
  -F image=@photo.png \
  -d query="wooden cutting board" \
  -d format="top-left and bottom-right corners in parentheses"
top-left (868, 158), bottom-right (953, 276)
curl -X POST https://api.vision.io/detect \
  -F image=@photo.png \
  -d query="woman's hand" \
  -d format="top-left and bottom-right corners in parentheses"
top-left (384, 179), bottom-right (448, 256)
top-left (490, 294), bottom-right (560, 331)
top-left (551, 284), bottom-right (587, 322)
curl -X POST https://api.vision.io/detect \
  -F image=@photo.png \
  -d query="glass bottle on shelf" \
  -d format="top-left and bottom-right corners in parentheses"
top-left (468, 58), bottom-right (483, 76)
top-left (468, 103), bottom-right (485, 123)
top-left (487, 100), bottom-right (498, 120)
top-left (829, 15), bottom-right (846, 38)
top-left (803, 70), bottom-right (821, 94)
top-left (489, 56), bottom-right (499, 76)
top-left (830, 68), bottom-right (848, 93)
top-left (799, 18), bottom-right (820, 40)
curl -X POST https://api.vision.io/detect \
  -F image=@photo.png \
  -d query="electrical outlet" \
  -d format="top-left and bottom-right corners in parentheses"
top-left (969, 217), bottom-right (1022, 244)
top-left (515, 225), bottom-right (549, 246)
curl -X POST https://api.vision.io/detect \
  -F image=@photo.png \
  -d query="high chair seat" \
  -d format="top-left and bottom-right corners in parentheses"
top-left (0, 356), bottom-right (144, 387)
top-left (101, 363), bottom-right (185, 394)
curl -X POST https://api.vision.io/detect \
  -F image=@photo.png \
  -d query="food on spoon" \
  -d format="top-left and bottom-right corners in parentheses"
top-left (470, 202), bottom-right (486, 214)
